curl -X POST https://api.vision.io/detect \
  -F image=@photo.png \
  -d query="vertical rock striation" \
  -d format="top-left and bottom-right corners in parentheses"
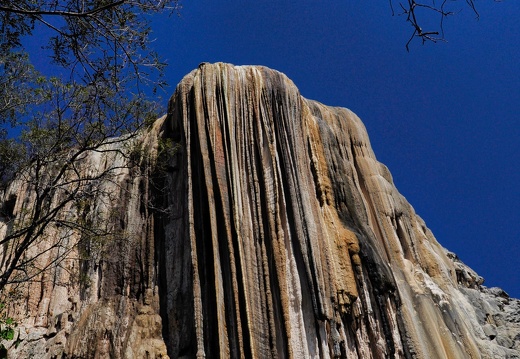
top-left (0, 120), bottom-right (170, 358)
top-left (157, 63), bottom-right (519, 358)
top-left (0, 63), bottom-right (519, 358)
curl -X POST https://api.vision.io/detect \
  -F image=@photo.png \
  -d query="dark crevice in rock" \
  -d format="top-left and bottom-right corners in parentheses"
top-left (395, 213), bottom-right (413, 262)
top-left (0, 194), bottom-right (16, 220)
top-left (376, 293), bottom-right (397, 357)
top-left (192, 122), bottom-right (219, 358)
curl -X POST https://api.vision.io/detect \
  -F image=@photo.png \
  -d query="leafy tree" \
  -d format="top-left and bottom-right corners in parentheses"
top-left (0, 1), bottom-right (178, 295)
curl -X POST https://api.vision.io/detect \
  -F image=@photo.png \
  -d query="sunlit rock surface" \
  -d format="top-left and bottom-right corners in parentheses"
top-left (1, 63), bottom-right (519, 358)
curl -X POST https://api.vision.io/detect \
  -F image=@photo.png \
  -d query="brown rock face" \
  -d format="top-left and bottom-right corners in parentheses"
top-left (1, 63), bottom-right (519, 358)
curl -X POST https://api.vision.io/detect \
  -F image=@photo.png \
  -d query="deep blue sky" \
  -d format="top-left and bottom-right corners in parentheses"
top-left (151, 1), bottom-right (520, 298)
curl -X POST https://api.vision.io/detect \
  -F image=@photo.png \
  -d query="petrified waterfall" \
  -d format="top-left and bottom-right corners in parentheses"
top-left (0, 63), bottom-right (519, 358)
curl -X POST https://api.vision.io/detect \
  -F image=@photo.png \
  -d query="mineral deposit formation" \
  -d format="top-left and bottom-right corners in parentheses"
top-left (0, 63), bottom-right (518, 358)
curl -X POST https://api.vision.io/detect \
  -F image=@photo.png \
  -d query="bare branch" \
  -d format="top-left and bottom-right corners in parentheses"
top-left (396, 0), bottom-right (479, 50)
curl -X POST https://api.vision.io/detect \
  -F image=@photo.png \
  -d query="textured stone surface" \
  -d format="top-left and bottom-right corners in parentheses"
top-left (0, 63), bottom-right (519, 358)
top-left (0, 118), bottom-right (170, 358)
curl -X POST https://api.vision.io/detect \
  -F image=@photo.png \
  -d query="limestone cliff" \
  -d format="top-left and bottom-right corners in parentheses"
top-left (0, 63), bottom-right (518, 358)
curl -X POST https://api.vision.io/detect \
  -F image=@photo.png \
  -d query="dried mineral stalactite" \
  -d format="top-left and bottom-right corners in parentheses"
top-left (0, 63), bottom-right (519, 358)
top-left (158, 63), bottom-right (519, 358)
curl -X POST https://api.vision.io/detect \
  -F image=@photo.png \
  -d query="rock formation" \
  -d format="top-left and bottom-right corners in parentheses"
top-left (0, 63), bottom-right (519, 358)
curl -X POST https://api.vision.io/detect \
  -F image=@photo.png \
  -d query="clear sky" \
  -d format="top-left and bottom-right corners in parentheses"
top-left (151, 1), bottom-right (520, 298)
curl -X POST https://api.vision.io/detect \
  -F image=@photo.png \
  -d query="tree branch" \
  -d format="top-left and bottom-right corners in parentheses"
top-left (0, 1), bottom-right (127, 18)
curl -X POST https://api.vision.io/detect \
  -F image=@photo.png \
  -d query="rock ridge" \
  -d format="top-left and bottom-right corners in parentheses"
top-left (0, 63), bottom-right (518, 358)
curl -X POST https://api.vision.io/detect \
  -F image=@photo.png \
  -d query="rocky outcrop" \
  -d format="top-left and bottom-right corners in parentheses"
top-left (0, 63), bottom-right (519, 358)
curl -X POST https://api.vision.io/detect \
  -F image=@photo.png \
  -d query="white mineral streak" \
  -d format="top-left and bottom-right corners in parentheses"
top-left (0, 63), bottom-right (518, 358)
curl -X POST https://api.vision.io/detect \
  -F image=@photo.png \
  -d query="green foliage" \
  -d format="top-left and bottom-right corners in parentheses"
top-left (0, 328), bottom-right (13, 341)
top-left (0, 302), bottom-right (16, 346)
top-left (0, 0), bottom-right (178, 293)
top-left (0, 1), bottom-right (178, 91)
top-left (0, 52), bottom-right (41, 125)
